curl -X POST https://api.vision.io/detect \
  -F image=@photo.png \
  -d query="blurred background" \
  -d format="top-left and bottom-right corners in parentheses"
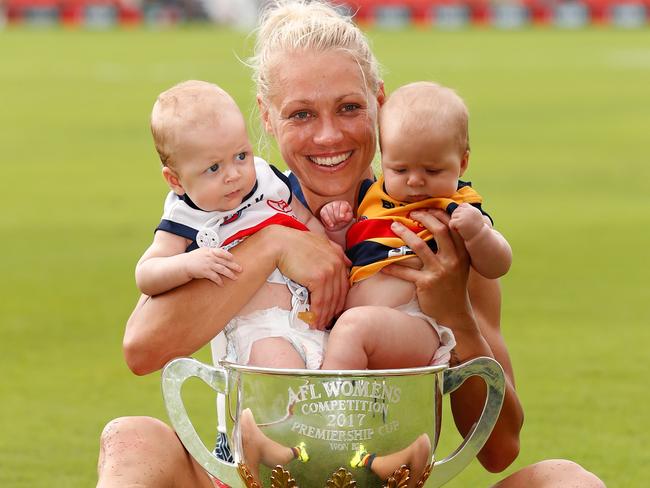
top-left (1, 1), bottom-right (649, 487)
top-left (3, 0), bottom-right (650, 28)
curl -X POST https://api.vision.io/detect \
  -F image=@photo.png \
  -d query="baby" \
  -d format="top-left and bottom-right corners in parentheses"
top-left (136, 80), bottom-right (327, 371)
top-left (319, 81), bottom-right (512, 370)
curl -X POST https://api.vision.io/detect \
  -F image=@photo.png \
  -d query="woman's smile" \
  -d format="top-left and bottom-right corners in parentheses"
top-left (307, 151), bottom-right (353, 168)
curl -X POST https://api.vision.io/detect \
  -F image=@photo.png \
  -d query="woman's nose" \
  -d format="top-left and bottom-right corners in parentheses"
top-left (313, 115), bottom-right (344, 146)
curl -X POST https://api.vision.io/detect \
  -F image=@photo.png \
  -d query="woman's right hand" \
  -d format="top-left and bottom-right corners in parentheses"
top-left (381, 209), bottom-right (476, 330)
top-left (273, 226), bottom-right (349, 330)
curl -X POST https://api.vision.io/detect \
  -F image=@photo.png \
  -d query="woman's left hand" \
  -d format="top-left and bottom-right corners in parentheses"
top-left (383, 209), bottom-right (524, 472)
top-left (381, 209), bottom-right (475, 329)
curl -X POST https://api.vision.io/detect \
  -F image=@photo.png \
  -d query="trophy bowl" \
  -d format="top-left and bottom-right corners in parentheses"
top-left (162, 357), bottom-right (504, 488)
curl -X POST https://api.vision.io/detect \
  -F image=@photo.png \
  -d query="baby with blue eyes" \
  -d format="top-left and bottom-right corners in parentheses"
top-left (136, 80), bottom-right (328, 371)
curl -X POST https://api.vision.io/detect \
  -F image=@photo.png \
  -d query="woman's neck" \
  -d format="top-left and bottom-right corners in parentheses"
top-left (301, 167), bottom-right (374, 214)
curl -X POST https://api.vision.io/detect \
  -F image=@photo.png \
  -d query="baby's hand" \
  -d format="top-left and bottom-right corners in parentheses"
top-left (320, 200), bottom-right (354, 231)
top-left (449, 203), bottom-right (487, 241)
top-left (185, 247), bottom-right (242, 286)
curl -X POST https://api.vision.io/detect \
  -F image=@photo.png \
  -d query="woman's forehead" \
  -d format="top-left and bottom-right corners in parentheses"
top-left (268, 50), bottom-right (370, 107)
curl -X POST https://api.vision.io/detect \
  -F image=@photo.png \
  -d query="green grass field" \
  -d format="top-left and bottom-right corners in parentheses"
top-left (1, 25), bottom-right (649, 486)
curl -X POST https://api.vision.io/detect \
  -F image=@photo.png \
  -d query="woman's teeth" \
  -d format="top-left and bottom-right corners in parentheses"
top-left (309, 152), bottom-right (352, 167)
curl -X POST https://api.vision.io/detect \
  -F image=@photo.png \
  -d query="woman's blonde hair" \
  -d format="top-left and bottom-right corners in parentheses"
top-left (250, 0), bottom-right (381, 102)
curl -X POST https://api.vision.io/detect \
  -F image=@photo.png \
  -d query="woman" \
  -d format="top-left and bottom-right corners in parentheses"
top-left (97, 2), bottom-right (604, 487)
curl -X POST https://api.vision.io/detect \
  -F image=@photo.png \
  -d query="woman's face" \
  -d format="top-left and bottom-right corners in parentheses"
top-left (260, 50), bottom-right (384, 204)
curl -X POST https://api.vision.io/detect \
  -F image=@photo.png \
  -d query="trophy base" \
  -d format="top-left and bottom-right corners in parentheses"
top-left (236, 462), bottom-right (432, 488)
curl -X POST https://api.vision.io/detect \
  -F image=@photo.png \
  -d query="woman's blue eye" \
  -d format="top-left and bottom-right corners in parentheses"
top-left (341, 103), bottom-right (360, 113)
top-left (236, 152), bottom-right (247, 161)
top-left (291, 111), bottom-right (310, 120)
top-left (207, 163), bottom-right (219, 173)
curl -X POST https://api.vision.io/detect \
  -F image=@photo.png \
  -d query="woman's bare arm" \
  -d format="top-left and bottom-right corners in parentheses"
top-left (123, 225), bottom-right (348, 375)
top-left (382, 210), bottom-right (523, 473)
top-left (448, 272), bottom-right (523, 473)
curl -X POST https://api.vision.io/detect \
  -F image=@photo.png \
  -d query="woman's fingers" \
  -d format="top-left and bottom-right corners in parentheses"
top-left (309, 259), bottom-right (346, 330)
top-left (410, 210), bottom-right (453, 255)
top-left (381, 262), bottom-right (421, 282)
top-left (277, 231), bottom-right (348, 330)
top-left (390, 218), bottom-right (442, 269)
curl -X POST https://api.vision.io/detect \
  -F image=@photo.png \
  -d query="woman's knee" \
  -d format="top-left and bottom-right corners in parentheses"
top-left (497, 459), bottom-right (605, 488)
top-left (536, 460), bottom-right (605, 487)
top-left (97, 417), bottom-right (212, 487)
top-left (99, 416), bottom-right (180, 461)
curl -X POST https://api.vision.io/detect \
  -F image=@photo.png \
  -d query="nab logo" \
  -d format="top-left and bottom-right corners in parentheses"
top-left (387, 245), bottom-right (412, 258)
top-left (267, 199), bottom-right (292, 213)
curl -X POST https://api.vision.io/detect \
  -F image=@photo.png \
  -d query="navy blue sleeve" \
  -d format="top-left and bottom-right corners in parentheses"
top-left (156, 220), bottom-right (198, 241)
top-left (269, 164), bottom-right (293, 204)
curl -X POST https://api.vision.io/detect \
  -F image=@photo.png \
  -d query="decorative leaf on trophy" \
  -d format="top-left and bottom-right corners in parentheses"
top-left (326, 467), bottom-right (357, 487)
top-left (415, 463), bottom-right (433, 488)
top-left (238, 463), bottom-right (260, 488)
top-left (270, 465), bottom-right (297, 488)
top-left (384, 465), bottom-right (410, 488)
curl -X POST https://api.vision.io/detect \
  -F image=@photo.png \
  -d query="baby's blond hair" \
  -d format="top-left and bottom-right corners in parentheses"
top-left (151, 80), bottom-right (235, 167)
top-left (380, 81), bottom-right (470, 153)
top-left (250, 0), bottom-right (381, 102)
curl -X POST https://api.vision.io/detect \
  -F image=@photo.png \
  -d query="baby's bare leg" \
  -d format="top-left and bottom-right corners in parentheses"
top-left (248, 337), bottom-right (306, 369)
top-left (369, 434), bottom-right (432, 488)
top-left (240, 408), bottom-right (300, 484)
top-left (242, 339), bottom-right (307, 484)
top-left (322, 306), bottom-right (439, 370)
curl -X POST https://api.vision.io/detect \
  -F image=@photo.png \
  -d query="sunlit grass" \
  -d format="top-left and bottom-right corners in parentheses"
top-left (1, 26), bottom-right (648, 486)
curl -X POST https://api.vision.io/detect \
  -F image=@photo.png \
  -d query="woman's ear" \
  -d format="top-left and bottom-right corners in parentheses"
top-left (376, 81), bottom-right (386, 107)
top-left (162, 166), bottom-right (185, 195)
top-left (257, 95), bottom-right (273, 134)
top-left (459, 150), bottom-right (470, 176)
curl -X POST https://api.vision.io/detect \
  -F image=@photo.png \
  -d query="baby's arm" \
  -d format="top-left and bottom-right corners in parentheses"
top-left (318, 200), bottom-right (354, 248)
top-left (449, 203), bottom-right (512, 279)
top-left (135, 231), bottom-right (242, 296)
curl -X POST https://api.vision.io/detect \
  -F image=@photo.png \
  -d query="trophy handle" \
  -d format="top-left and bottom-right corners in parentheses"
top-left (162, 357), bottom-right (243, 487)
top-left (427, 356), bottom-right (506, 487)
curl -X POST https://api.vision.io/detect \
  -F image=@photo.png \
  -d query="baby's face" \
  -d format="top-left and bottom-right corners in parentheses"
top-left (171, 108), bottom-right (256, 212)
top-left (381, 122), bottom-right (467, 203)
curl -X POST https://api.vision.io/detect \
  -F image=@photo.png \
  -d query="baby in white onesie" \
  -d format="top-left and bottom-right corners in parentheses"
top-left (136, 80), bottom-right (327, 369)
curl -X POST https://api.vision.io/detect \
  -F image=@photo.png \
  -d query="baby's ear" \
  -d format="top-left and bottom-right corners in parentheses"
top-left (459, 150), bottom-right (470, 176)
top-left (162, 166), bottom-right (185, 195)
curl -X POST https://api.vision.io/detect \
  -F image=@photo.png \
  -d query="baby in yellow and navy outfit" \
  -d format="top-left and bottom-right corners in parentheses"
top-left (319, 82), bottom-right (512, 371)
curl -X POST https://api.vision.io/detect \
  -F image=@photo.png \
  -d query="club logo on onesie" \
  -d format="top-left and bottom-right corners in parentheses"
top-left (266, 199), bottom-right (292, 214)
top-left (223, 210), bottom-right (242, 225)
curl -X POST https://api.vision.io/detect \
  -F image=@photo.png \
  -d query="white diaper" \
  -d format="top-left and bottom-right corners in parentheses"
top-left (395, 298), bottom-right (457, 365)
top-left (224, 307), bottom-right (327, 370)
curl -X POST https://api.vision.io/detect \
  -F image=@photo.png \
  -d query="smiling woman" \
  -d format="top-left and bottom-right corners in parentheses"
top-left (257, 49), bottom-right (381, 207)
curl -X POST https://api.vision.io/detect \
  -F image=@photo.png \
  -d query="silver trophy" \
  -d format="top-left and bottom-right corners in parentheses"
top-left (162, 357), bottom-right (505, 487)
